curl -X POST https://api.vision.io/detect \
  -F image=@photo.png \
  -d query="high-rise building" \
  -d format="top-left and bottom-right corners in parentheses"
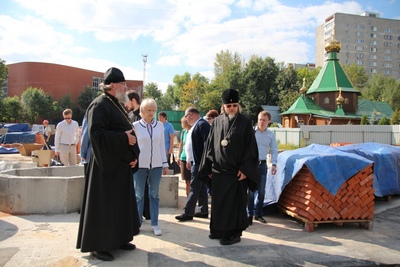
top-left (316, 12), bottom-right (400, 81)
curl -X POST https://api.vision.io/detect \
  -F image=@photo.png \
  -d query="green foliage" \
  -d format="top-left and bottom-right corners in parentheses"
top-left (342, 63), bottom-right (368, 90)
top-left (77, 86), bottom-right (98, 111)
top-left (2, 96), bottom-right (22, 122)
top-left (21, 87), bottom-right (53, 124)
top-left (378, 115), bottom-right (390, 125)
top-left (144, 82), bottom-right (162, 100)
top-left (390, 108), bottom-right (400, 125)
top-left (0, 59), bottom-right (8, 94)
top-left (362, 73), bottom-right (400, 111)
top-left (360, 114), bottom-right (369, 125)
top-left (297, 67), bottom-right (321, 89)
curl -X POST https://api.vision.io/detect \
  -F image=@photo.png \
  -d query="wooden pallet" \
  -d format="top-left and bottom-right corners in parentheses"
top-left (278, 164), bottom-right (374, 232)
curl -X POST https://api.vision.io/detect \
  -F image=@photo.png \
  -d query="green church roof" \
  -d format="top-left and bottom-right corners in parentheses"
top-left (356, 99), bottom-right (394, 119)
top-left (307, 52), bottom-right (360, 95)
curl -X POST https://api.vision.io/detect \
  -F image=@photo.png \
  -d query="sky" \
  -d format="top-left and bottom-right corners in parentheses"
top-left (1, 0), bottom-right (400, 92)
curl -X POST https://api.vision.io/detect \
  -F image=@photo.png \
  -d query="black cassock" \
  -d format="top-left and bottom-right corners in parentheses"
top-left (77, 93), bottom-right (140, 252)
top-left (198, 113), bottom-right (258, 238)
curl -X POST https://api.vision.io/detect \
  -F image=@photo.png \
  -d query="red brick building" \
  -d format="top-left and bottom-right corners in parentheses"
top-left (5, 62), bottom-right (143, 100)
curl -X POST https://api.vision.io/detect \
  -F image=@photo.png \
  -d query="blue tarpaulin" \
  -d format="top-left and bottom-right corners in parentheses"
top-left (0, 146), bottom-right (19, 154)
top-left (336, 142), bottom-right (400, 197)
top-left (264, 144), bottom-right (373, 206)
top-left (0, 132), bottom-right (38, 144)
top-left (3, 123), bottom-right (31, 132)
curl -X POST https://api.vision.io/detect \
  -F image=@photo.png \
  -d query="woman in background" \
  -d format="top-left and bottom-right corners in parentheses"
top-left (177, 116), bottom-right (191, 196)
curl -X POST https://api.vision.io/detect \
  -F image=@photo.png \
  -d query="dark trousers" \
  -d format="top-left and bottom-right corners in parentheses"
top-left (143, 177), bottom-right (151, 220)
top-left (184, 165), bottom-right (208, 216)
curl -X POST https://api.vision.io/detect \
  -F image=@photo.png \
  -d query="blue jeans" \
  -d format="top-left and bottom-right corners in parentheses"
top-left (248, 163), bottom-right (267, 217)
top-left (184, 165), bottom-right (208, 216)
top-left (134, 167), bottom-right (162, 227)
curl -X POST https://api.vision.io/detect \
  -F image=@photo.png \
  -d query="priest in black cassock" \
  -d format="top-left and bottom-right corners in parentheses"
top-left (76, 67), bottom-right (141, 261)
top-left (198, 88), bottom-right (259, 245)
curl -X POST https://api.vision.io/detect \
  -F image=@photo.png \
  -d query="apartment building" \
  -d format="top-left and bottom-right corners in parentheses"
top-left (316, 12), bottom-right (400, 80)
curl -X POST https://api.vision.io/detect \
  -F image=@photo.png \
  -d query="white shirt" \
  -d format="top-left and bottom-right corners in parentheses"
top-left (54, 119), bottom-right (80, 153)
top-left (184, 118), bottom-right (200, 165)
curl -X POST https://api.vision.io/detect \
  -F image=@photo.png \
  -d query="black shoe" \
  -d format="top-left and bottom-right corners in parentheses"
top-left (90, 251), bottom-right (114, 261)
top-left (119, 243), bottom-right (136, 250)
top-left (209, 234), bottom-right (221, 239)
top-left (220, 236), bottom-right (241, 245)
top-left (248, 216), bottom-right (253, 225)
top-left (175, 213), bottom-right (193, 221)
top-left (255, 216), bottom-right (267, 223)
top-left (193, 212), bottom-right (208, 218)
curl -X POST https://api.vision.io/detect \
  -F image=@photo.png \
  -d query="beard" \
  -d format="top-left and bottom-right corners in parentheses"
top-left (116, 89), bottom-right (129, 104)
top-left (228, 113), bottom-right (236, 120)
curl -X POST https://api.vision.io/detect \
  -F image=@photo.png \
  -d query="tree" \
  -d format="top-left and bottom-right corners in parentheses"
top-left (297, 67), bottom-right (321, 89)
top-left (144, 82), bottom-right (162, 101)
top-left (391, 108), bottom-right (400, 125)
top-left (378, 115), bottom-right (390, 125)
top-left (342, 63), bottom-right (368, 90)
top-left (242, 56), bottom-right (279, 123)
top-left (21, 87), bottom-right (53, 124)
top-left (362, 73), bottom-right (400, 110)
top-left (2, 96), bottom-right (22, 122)
top-left (360, 114), bottom-right (369, 125)
top-left (276, 66), bottom-right (302, 112)
top-left (0, 59), bottom-right (8, 92)
top-left (77, 86), bottom-right (98, 111)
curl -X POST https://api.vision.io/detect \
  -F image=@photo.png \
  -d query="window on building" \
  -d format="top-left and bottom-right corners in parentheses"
top-left (383, 63), bottom-right (392, 68)
top-left (370, 61), bottom-right (377, 66)
top-left (370, 33), bottom-right (377, 38)
top-left (370, 69), bottom-right (377, 74)
top-left (356, 25), bottom-right (364, 30)
top-left (344, 98), bottom-right (349, 104)
top-left (370, 40), bottom-right (378, 45)
top-left (355, 31), bottom-right (364, 37)
top-left (356, 46), bottom-right (364, 51)
top-left (356, 53), bottom-right (364, 59)
top-left (356, 60), bottom-right (364, 65)
top-left (325, 21), bottom-right (333, 30)
top-left (346, 51), bottom-right (350, 57)
top-left (383, 56), bottom-right (392, 61)
top-left (370, 47), bottom-right (378, 52)
top-left (384, 28), bottom-right (392, 33)
top-left (384, 49), bottom-right (392, 54)
top-left (346, 44), bottom-right (350, 50)
top-left (383, 70), bottom-right (392, 75)
top-left (384, 42), bottom-right (393, 47)
top-left (370, 26), bottom-right (377, 31)
top-left (356, 39), bottom-right (364, 44)
top-left (384, 35), bottom-right (393, 40)
top-left (346, 23), bottom-right (350, 29)
top-left (324, 97), bottom-right (330, 104)
top-left (370, 54), bottom-right (378, 59)
top-left (92, 76), bottom-right (104, 93)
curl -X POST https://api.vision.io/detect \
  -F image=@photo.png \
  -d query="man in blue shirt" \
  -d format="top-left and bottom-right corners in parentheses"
top-left (158, 112), bottom-right (175, 167)
top-left (248, 110), bottom-right (278, 225)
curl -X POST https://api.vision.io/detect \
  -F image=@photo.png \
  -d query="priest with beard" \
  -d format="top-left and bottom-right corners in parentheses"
top-left (197, 88), bottom-right (259, 245)
top-left (77, 67), bottom-right (141, 261)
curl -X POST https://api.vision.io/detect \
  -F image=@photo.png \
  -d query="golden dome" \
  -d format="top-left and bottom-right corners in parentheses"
top-left (336, 87), bottom-right (344, 104)
top-left (325, 37), bottom-right (341, 53)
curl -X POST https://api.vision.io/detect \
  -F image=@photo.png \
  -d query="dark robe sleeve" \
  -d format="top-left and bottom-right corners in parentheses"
top-left (87, 97), bottom-right (139, 178)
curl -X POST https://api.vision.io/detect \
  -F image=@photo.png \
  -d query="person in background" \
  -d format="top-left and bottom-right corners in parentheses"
top-left (158, 111), bottom-right (175, 168)
top-left (133, 98), bottom-right (169, 236)
top-left (80, 116), bottom-right (91, 177)
top-left (42, 120), bottom-right (52, 150)
top-left (125, 90), bottom-right (150, 221)
top-left (177, 116), bottom-right (192, 197)
top-left (205, 109), bottom-right (219, 125)
top-left (125, 90), bottom-right (141, 122)
top-left (248, 110), bottom-right (278, 225)
top-left (175, 107), bottom-right (210, 221)
top-left (198, 89), bottom-right (258, 245)
top-left (54, 109), bottom-right (80, 166)
top-left (76, 67), bottom-right (140, 261)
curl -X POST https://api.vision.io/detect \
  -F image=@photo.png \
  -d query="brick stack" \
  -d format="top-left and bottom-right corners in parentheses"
top-left (278, 164), bottom-right (374, 224)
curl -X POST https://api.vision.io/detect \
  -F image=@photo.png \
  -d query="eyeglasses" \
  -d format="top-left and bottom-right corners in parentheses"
top-left (64, 117), bottom-right (72, 120)
top-left (226, 104), bottom-right (238, 108)
top-left (184, 113), bottom-right (191, 118)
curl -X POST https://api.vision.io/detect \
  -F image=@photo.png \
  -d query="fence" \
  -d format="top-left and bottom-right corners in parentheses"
top-left (270, 125), bottom-right (400, 147)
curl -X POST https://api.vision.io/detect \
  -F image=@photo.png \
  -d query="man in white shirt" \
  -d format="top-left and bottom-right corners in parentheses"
top-left (55, 108), bottom-right (80, 166)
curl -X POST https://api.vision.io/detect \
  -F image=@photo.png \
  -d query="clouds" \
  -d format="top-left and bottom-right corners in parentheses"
top-left (0, 0), bottom-right (389, 91)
